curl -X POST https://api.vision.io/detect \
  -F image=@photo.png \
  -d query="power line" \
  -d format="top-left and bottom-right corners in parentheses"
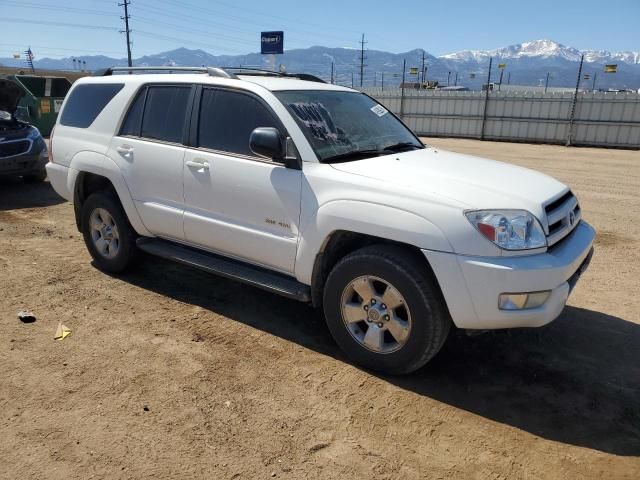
top-left (0, 0), bottom-right (116, 16)
top-left (136, 15), bottom-right (256, 45)
top-left (0, 43), bottom-right (124, 56)
top-left (0, 17), bottom-right (119, 31)
top-left (148, 0), bottom-right (357, 46)
top-left (134, 5), bottom-right (344, 50)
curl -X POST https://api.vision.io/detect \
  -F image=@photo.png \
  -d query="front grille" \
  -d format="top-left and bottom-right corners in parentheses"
top-left (0, 140), bottom-right (31, 158)
top-left (544, 190), bottom-right (581, 247)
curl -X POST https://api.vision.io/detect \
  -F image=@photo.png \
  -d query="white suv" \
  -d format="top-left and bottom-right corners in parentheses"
top-left (46, 67), bottom-right (595, 374)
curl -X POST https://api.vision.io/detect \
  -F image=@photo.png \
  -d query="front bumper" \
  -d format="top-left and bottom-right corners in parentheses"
top-left (0, 138), bottom-right (47, 177)
top-left (423, 220), bottom-right (596, 329)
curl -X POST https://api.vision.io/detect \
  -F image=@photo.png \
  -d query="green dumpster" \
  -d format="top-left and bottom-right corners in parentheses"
top-left (8, 75), bottom-right (72, 136)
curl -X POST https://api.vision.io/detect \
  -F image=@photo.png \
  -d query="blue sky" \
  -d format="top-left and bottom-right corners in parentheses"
top-left (0, 0), bottom-right (638, 59)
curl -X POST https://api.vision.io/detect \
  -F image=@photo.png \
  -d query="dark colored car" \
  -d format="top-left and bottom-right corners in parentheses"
top-left (0, 77), bottom-right (48, 182)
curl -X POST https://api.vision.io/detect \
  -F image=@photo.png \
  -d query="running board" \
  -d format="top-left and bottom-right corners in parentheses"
top-left (136, 238), bottom-right (311, 302)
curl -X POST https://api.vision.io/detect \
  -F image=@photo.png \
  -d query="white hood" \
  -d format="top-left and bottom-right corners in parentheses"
top-left (329, 147), bottom-right (567, 219)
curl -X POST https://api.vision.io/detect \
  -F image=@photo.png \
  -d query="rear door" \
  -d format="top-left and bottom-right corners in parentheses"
top-left (109, 84), bottom-right (194, 240)
top-left (182, 86), bottom-right (302, 274)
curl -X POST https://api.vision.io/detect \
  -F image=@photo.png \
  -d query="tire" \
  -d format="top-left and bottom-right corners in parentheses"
top-left (323, 245), bottom-right (451, 375)
top-left (80, 191), bottom-right (137, 273)
top-left (23, 169), bottom-right (47, 183)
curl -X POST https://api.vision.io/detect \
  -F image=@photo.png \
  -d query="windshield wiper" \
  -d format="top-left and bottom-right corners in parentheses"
top-left (383, 142), bottom-right (422, 152)
top-left (322, 149), bottom-right (385, 163)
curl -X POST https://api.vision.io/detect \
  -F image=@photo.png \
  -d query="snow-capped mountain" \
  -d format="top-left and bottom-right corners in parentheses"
top-left (440, 39), bottom-right (638, 65)
top-left (1, 40), bottom-right (638, 90)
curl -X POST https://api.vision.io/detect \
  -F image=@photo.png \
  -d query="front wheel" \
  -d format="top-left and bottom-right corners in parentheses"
top-left (323, 245), bottom-right (451, 374)
top-left (81, 191), bottom-right (137, 273)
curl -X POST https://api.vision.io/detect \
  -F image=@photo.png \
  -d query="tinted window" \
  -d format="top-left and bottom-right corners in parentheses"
top-left (198, 89), bottom-right (279, 156)
top-left (59, 83), bottom-right (124, 128)
top-left (119, 88), bottom-right (146, 137)
top-left (140, 86), bottom-right (191, 143)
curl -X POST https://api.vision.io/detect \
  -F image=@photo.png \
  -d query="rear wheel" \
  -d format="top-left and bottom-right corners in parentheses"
top-left (323, 245), bottom-right (451, 374)
top-left (81, 191), bottom-right (137, 273)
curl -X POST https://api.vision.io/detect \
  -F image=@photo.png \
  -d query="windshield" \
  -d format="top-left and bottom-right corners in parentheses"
top-left (274, 90), bottom-right (423, 162)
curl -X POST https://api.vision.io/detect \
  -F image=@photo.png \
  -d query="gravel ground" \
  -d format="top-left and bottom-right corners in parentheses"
top-left (1, 138), bottom-right (639, 479)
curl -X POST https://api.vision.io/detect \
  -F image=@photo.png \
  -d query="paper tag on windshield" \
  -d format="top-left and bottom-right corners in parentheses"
top-left (370, 104), bottom-right (388, 117)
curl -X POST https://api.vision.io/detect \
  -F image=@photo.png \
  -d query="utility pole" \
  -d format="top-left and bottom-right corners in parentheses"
top-left (480, 57), bottom-right (492, 140)
top-left (400, 59), bottom-right (406, 119)
top-left (330, 61), bottom-right (334, 84)
top-left (358, 33), bottom-right (367, 87)
top-left (544, 72), bottom-right (551, 93)
top-left (507, 72), bottom-right (511, 84)
top-left (25, 47), bottom-right (35, 74)
top-left (420, 50), bottom-right (425, 86)
top-left (351, 71), bottom-right (354, 88)
top-left (381, 72), bottom-right (384, 91)
top-left (592, 71), bottom-right (597, 91)
top-left (454, 72), bottom-right (458, 86)
top-left (119, 0), bottom-right (133, 67)
top-left (447, 71), bottom-right (451, 86)
top-left (566, 54), bottom-right (584, 147)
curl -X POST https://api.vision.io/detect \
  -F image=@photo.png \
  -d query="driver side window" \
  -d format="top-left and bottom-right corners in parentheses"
top-left (197, 88), bottom-right (281, 158)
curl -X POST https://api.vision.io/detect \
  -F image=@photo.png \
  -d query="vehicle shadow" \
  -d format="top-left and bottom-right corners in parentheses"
top-left (0, 179), bottom-right (65, 211)
top-left (115, 255), bottom-right (640, 456)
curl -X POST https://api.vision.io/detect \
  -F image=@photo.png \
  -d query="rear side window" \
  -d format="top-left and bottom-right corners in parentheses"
top-left (119, 88), bottom-right (146, 137)
top-left (140, 86), bottom-right (191, 143)
top-left (59, 83), bottom-right (124, 128)
top-left (198, 89), bottom-right (280, 156)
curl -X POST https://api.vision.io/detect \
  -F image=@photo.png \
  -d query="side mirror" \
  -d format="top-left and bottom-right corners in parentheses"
top-left (250, 127), bottom-right (285, 160)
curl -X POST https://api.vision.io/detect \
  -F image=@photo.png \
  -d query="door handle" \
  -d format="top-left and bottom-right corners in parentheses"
top-left (186, 159), bottom-right (210, 170)
top-left (116, 145), bottom-right (134, 155)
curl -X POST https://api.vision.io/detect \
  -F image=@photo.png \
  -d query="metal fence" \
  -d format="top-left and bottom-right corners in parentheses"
top-left (361, 88), bottom-right (640, 149)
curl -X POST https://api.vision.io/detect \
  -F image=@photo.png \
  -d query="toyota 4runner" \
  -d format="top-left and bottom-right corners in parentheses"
top-left (46, 67), bottom-right (595, 374)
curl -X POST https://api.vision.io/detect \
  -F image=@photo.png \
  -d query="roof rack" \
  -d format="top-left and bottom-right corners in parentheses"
top-left (223, 67), bottom-right (326, 83)
top-left (93, 66), bottom-right (326, 83)
top-left (94, 66), bottom-right (237, 79)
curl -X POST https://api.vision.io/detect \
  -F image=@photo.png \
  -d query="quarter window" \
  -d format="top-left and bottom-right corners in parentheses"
top-left (198, 89), bottom-right (280, 156)
top-left (140, 86), bottom-right (191, 144)
top-left (59, 83), bottom-right (124, 128)
top-left (119, 88), bottom-right (145, 137)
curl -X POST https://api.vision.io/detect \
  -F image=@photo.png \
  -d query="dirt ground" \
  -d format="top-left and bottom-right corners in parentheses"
top-left (1, 138), bottom-right (639, 479)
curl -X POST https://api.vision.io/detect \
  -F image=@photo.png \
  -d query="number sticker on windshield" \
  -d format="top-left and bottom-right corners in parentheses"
top-left (370, 104), bottom-right (388, 117)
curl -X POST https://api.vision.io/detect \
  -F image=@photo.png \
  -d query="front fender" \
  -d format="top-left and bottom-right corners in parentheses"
top-left (69, 151), bottom-right (151, 236)
top-left (294, 200), bottom-right (453, 284)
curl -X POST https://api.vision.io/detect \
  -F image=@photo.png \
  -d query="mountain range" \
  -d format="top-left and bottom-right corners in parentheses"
top-left (1, 39), bottom-right (638, 90)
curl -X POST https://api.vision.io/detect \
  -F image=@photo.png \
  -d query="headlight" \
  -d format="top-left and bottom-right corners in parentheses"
top-left (27, 127), bottom-right (41, 140)
top-left (465, 210), bottom-right (546, 250)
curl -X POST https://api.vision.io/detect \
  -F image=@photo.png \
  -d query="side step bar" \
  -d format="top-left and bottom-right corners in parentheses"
top-left (136, 238), bottom-right (311, 302)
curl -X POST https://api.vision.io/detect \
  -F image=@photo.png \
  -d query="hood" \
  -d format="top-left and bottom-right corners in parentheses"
top-left (329, 147), bottom-right (567, 219)
top-left (0, 78), bottom-right (25, 115)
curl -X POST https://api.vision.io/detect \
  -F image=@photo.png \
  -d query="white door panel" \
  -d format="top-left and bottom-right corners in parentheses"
top-left (183, 149), bottom-right (301, 273)
top-left (109, 136), bottom-right (186, 240)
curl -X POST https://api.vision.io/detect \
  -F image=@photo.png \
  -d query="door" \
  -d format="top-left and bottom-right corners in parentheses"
top-left (109, 84), bottom-right (193, 240)
top-left (183, 87), bottom-right (302, 274)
